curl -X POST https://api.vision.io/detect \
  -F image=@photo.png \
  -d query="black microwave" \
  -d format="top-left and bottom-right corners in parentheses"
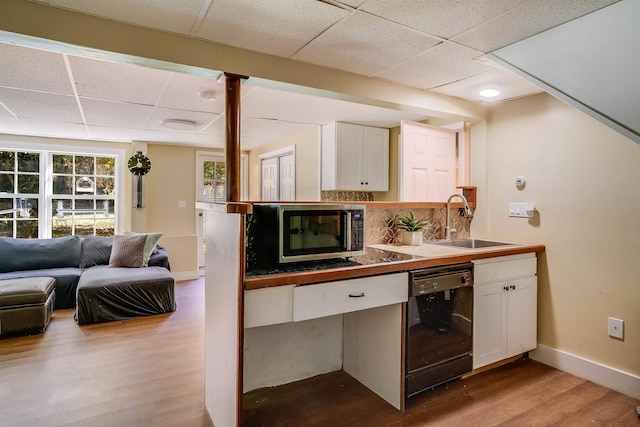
top-left (246, 203), bottom-right (366, 269)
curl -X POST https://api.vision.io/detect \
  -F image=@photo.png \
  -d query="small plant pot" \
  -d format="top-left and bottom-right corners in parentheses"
top-left (401, 230), bottom-right (423, 246)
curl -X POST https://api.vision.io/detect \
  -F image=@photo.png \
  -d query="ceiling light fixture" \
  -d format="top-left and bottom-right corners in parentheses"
top-left (479, 85), bottom-right (501, 98)
top-left (162, 119), bottom-right (198, 130)
top-left (200, 90), bottom-right (216, 101)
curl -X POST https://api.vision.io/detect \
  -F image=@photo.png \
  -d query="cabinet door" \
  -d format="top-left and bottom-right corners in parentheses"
top-left (335, 122), bottom-right (364, 190)
top-left (362, 126), bottom-right (389, 191)
top-left (506, 276), bottom-right (537, 358)
top-left (473, 281), bottom-right (508, 369)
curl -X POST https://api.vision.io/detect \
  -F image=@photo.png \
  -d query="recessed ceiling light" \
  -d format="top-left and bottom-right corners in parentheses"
top-left (162, 119), bottom-right (198, 130)
top-left (479, 86), bottom-right (501, 98)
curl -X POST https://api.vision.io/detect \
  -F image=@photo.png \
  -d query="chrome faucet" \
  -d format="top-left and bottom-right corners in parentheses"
top-left (445, 193), bottom-right (473, 240)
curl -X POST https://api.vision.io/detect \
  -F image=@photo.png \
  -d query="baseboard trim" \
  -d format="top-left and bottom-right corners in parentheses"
top-left (173, 270), bottom-right (200, 281)
top-left (530, 344), bottom-right (640, 399)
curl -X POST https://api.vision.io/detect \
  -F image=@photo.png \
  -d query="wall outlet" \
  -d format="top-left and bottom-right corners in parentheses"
top-left (178, 200), bottom-right (187, 208)
top-left (608, 317), bottom-right (624, 339)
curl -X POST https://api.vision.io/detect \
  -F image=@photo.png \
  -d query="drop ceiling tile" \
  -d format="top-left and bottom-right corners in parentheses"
top-left (69, 56), bottom-right (172, 105)
top-left (81, 98), bottom-right (154, 129)
top-left (157, 73), bottom-right (225, 114)
top-left (54, 0), bottom-right (205, 35)
top-left (430, 68), bottom-right (542, 103)
top-left (146, 107), bottom-right (218, 132)
top-left (292, 11), bottom-right (441, 76)
top-left (0, 116), bottom-right (33, 135)
top-left (196, 0), bottom-right (349, 57)
top-left (360, 0), bottom-right (525, 39)
top-left (88, 126), bottom-right (144, 142)
top-left (140, 130), bottom-right (225, 148)
top-left (0, 88), bottom-right (82, 123)
top-left (0, 43), bottom-right (73, 95)
top-left (336, 0), bottom-right (367, 7)
top-left (241, 136), bottom-right (275, 151)
top-left (452, 0), bottom-right (619, 52)
top-left (375, 42), bottom-right (488, 89)
top-left (248, 120), bottom-right (318, 141)
top-left (242, 87), bottom-right (320, 120)
top-left (21, 118), bottom-right (89, 139)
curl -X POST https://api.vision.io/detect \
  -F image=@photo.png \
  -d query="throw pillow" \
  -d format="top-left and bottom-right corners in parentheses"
top-left (109, 234), bottom-right (147, 268)
top-left (123, 231), bottom-right (163, 266)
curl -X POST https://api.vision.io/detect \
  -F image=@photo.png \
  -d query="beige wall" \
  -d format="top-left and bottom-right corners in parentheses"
top-left (472, 92), bottom-right (640, 376)
top-left (248, 127), bottom-right (321, 201)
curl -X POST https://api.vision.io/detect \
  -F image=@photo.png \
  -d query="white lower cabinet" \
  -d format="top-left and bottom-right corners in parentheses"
top-left (244, 272), bottom-right (407, 410)
top-left (473, 254), bottom-right (537, 369)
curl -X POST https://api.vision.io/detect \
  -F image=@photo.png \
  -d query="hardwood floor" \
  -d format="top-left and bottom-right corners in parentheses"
top-left (1, 277), bottom-right (638, 426)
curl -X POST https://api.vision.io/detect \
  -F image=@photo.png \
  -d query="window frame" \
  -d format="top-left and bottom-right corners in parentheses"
top-left (0, 140), bottom-right (126, 238)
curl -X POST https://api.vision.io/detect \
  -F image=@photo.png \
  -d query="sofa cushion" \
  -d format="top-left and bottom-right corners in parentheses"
top-left (0, 236), bottom-right (82, 273)
top-left (109, 234), bottom-right (147, 268)
top-left (80, 236), bottom-right (113, 268)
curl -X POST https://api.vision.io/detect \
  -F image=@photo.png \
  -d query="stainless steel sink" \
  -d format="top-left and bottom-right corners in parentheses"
top-left (426, 238), bottom-right (514, 249)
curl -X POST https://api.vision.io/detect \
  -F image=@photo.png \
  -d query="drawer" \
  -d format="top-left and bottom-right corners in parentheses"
top-left (473, 253), bottom-right (536, 285)
top-left (245, 285), bottom-right (294, 328)
top-left (293, 272), bottom-right (408, 322)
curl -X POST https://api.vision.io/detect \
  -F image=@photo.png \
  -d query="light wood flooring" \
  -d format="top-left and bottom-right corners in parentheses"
top-left (1, 277), bottom-right (638, 426)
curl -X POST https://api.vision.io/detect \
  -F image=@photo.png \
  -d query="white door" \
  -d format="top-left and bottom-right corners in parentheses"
top-left (399, 121), bottom-right (456, 201)
top-left (195, 152), bottom-right (247, 269)
top-left (259, 147), bottom-right (295, 201)
top-left (279, 153), bottom-right (295, 201)
top-left (261, 157), bottom-right (278, 201)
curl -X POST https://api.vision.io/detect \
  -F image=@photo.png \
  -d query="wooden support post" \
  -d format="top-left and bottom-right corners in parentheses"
top-left (224, 72), bottom-right (248, 203)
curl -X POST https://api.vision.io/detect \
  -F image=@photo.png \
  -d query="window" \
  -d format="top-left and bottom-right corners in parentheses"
top-left (0, 151), bottom-right (40, 238)
top-left (202, 157), bottom-right (226, 202)
top-left (0, 146), bottom-right (121, 239)
top-left (51, 154), bottom-right (116, 237)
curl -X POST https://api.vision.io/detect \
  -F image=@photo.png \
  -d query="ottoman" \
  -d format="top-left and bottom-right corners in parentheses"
top-left (0, 277), bottom-right (56, 336)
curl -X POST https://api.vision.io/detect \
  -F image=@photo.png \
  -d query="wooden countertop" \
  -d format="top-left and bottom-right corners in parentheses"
top-left (244, 242), bottom-right (545, 290)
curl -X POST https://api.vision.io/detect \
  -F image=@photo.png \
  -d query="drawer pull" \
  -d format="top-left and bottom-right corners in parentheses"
top-left (349, 292), bottom-right (365, 298)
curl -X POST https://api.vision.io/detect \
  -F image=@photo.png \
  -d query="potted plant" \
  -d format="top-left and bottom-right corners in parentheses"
top-left (396, 211), bottom-right (429, 246)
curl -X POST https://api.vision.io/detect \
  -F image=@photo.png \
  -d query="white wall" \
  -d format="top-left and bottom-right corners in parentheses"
top-left (472, 92), bottom-right (640, 378)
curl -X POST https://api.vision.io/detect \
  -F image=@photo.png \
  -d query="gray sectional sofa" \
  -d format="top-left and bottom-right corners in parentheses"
top-left (0, 235), bottom-right (176, 326)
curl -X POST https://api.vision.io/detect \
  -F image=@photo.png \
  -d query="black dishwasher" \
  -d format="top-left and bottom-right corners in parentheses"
top-left (406, 262), bottom-right (473, 399)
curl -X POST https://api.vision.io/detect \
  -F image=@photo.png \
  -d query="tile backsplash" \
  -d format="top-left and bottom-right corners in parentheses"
top-left (365, 206), bottom-right (471, 245)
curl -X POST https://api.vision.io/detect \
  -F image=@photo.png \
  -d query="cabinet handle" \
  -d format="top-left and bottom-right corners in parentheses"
top-left (510, 285), bottom-right (516, 290)
top-left (349, 292), bottom-right (365, 298)
top-left (360, 182), bottom-right (364, 185)
top-left (503, 286), bottom-right (509, 291)
top-left (365, 182), bottom-right (368, 185)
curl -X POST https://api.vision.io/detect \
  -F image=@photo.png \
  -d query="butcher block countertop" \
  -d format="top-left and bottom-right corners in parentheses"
top-left (244, 241), bottom-right (545, 290)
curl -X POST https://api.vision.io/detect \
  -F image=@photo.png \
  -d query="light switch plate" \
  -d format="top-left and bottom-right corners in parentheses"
top-left (509, 202), bottom-right (535, 218)
top-left (178, 200), bottom-right (187, 208)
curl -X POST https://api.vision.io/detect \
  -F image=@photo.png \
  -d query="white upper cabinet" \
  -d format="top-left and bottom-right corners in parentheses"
top-left (322, 122), bottom-right (389, 192)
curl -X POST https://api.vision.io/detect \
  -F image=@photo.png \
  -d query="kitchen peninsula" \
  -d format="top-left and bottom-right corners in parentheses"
top-left (199, 201), bottom-right (545, 426)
